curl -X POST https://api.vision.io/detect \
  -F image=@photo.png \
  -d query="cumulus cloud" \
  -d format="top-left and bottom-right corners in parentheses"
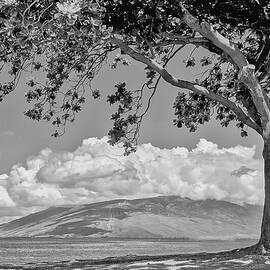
top-left (0, 186), bottom-right (15, 207)
top-left (0, 137), bottom-right (264, 222)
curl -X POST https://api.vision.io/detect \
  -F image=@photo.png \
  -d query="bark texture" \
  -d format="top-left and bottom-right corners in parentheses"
top-left (258, 138), bottom-right (270, 253)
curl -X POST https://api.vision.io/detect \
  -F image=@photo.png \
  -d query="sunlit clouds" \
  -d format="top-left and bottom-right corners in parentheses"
top-left (0, 137), bottom-right (264, 223)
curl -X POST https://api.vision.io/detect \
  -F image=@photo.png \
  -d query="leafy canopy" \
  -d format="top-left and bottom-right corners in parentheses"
top-left (0, 0), bottom-right (270, 153)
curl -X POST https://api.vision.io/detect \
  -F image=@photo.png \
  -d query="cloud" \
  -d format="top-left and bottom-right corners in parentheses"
top-left (0, 174), bottom-right (8, 182)
top-left (0, 137), bottom-right (264, 222)
top-left (231, 166), bottom-right (256, 177)
top-left (0, 186), bottom-right (15, 207)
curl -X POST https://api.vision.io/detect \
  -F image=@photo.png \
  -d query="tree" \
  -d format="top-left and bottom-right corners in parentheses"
top-left (0, 0), bottom-right (270, 254)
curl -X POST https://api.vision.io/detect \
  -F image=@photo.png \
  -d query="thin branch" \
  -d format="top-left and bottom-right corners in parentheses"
top-left (157, 35), bottom-right (208, 46)
top-left (22, 0), bottom-right (40, 27)
top-left (166, 45), bottom-right (185, 62)
top-left (140, 75), bottom-right (162, 118)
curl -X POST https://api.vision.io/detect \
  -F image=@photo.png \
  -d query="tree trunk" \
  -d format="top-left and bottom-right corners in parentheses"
top-left (258, 137), bottom-right (270, 253)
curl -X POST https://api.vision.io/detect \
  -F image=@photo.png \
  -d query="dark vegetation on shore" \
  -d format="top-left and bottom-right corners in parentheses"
top-left (1, 250), bottom-right (270, 270)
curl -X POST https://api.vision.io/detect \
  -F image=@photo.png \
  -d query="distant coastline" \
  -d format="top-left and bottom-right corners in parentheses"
top-left (0, 236), bottom-right (259, 242)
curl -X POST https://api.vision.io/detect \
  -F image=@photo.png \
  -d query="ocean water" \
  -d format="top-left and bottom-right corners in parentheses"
top-left (0, 238), bottom-right (257, 266)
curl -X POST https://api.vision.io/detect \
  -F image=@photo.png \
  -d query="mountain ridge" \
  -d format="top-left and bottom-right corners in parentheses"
top-left (0, 196), bottom-right (262, 240)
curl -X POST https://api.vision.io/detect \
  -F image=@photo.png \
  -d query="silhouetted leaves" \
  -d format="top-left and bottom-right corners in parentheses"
top-left (183, 57), bottom-right (196, 68)
top-left (173, 92), bottom-right (211, 132)
top-left (0, 0), bottom-right (269, 153)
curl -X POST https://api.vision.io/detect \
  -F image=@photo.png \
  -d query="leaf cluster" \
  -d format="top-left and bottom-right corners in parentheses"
top-left (0, 0), bottom-right (114, 136)
top-left (0, 0), bottom-right (269, 152)
top-left (107, 82), bottom-right (141, 155)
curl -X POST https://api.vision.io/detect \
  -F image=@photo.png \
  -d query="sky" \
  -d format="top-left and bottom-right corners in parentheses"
top-left (0, 47), bottom-right (264, 223)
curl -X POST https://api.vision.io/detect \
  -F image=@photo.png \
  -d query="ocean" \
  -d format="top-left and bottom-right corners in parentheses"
top-left (0, 238), bottom-right (257, 266)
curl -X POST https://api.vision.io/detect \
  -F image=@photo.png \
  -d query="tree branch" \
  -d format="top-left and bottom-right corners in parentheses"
top-left (110, 37), bottom-right (262, 135)
top-left (240, 66), bottom-right (270, 138)
top-left (257, 37), bottom-right (270, 84)
top-left (157, 35), bottom-right (207, 46)
top-left (180, 5), bottom-right (270, 138)
top-left (256, 36), bottom-right (270, 72)
top-left (158, 34), bottom-right (222, 55)
top-left (180, 6), bottom-right (248, 69)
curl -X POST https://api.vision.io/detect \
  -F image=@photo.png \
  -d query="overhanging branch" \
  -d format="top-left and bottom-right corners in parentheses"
top-left (110, 37), bottom-right (262, 135)
top-left (180, 5), bottom-right (248, 70)
top-left (180, 5), bottom-right (270, 138)
top-left (158, 34), bottom-right (222, 55)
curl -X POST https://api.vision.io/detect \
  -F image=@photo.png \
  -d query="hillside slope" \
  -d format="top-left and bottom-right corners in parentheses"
top-left (0, 196), bottom-right (262, 239)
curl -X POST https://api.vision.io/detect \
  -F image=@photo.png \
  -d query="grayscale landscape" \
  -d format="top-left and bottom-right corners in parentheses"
top-left (1, 0), bottom-right (270, 269)
top-left (0, 196), bottom-right (264, 269)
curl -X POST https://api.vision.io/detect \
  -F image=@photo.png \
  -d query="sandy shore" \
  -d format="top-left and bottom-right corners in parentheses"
top-left (1, 252), bottom-right (270, 269)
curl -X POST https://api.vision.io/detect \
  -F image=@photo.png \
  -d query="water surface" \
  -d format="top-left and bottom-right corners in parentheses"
top-left (0, 238), bottom-right (257, 265)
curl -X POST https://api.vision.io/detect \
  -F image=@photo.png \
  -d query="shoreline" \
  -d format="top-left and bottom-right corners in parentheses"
top-left (1, 250), bottom-right (270, 270)
top-left (0, 236), bottom-right (258, 242)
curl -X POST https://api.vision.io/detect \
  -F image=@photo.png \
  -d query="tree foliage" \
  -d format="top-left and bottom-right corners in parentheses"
top-left (0, 0), bottom-right (270, 153)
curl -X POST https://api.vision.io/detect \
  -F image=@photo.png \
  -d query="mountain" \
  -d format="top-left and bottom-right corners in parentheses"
top-left (0, 196), bottom-right (263, 240)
